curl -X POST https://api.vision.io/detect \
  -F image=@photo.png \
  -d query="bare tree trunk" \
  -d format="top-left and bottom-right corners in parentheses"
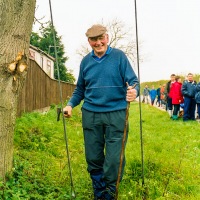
top-left (0, 0), bottom-right (36, 180)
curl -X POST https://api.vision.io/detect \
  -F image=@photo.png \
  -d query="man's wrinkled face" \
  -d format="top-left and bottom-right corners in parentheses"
top-left (88, 34), bottom-right (109, 57)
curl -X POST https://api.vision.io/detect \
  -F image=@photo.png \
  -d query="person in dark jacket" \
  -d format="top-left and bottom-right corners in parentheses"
top-left (63, 24), bottom-right (139, 200)
top-left (156, 84), bottom-right (161, 107)
top-left (181, 73), bottom-right (197, 121)
top-left (165, 74), bottom-right (176, 117)
top-left (195, 80), bottom-right (200, 121)
top-left (142, 85), bottom-right (150, 103)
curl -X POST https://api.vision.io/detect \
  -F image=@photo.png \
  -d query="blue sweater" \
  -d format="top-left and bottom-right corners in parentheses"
top-left (68, 48), bottom-right (139, 112)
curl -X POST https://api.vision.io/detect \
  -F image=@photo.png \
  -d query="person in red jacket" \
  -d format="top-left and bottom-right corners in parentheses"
top-left (171, 76), bottom-right (184, 120)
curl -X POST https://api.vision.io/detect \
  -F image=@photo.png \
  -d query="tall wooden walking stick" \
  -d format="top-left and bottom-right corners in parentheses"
top-left (115, 83), bottom-right (137, 200)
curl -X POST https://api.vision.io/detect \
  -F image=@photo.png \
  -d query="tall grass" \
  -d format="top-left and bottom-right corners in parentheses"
top-left (0, 103), bottom-right (199, 199)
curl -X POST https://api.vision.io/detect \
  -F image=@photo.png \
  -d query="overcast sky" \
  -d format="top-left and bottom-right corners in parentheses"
top-left (34, 0), bottom-right (200, 82)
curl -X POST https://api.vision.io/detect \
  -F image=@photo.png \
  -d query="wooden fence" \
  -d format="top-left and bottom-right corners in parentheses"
top-left (17, 60), bottom-right (76, 116)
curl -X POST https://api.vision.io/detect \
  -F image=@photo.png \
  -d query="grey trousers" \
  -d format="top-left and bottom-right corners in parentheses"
top-left (82, 108), bottom-right (128, 187)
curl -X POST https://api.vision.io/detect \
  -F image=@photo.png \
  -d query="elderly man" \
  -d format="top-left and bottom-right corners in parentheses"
top-left (63, 24), bottom-right (139, 200)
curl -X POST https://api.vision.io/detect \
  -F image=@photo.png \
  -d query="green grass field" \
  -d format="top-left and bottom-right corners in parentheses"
top-left (1, 102), bottom-right (199, 199)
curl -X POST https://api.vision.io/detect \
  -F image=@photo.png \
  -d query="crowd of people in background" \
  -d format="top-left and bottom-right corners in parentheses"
top-left (142, 73), bottom-right (200, 122)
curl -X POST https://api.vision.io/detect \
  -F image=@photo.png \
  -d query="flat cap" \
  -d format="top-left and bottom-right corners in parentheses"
top-left (85, 24), bottom-right (107, 38)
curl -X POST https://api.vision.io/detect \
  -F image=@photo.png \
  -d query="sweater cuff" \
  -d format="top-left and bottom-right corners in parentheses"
top-left (67, 102), bottom-right (74, 108)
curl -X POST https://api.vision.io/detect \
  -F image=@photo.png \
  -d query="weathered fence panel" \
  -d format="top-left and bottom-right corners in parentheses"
top-left (17, 60), bottom-right (76, 116)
